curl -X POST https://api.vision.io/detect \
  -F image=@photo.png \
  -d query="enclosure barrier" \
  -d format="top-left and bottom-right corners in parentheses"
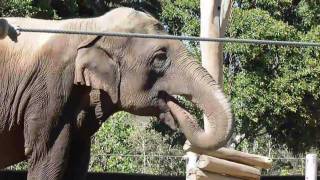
top-left (0, 19), bottom-right (320, 47)
top-left (184, 141), bottom-right (272, 180)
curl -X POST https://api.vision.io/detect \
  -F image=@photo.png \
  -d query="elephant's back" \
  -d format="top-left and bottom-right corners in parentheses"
top-left (4, 17), bottom-right (63, 51)
top-left (0, 18), bottom-right (64, 78)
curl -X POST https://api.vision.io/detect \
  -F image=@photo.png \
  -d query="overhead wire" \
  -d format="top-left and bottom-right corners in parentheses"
top-left (15, 27), bottom-right (320, 47)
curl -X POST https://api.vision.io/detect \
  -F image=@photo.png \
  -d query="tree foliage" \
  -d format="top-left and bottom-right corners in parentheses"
top-left (0, 0), bottom-right (41, 17)
top-left (160, 0), bottom-right (320, 154)
top-left (90, 112), bottom-right (185, 175)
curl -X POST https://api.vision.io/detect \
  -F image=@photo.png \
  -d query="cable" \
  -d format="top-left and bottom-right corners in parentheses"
top-left (16, 27), bottom-right (320, 47)
top-left (95, 154), bottom-right (305, 160)
top-left (97, 154), bottom-right (185, 158)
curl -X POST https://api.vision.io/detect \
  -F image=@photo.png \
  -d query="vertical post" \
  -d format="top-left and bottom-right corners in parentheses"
top-left (186, 1), bottom-right (233, 179)
top-left (200, 0), bottom-right (223, 133)
top-left (200, 0), bottom-right (233, 134)
top-left (200, 0), bottom-right (233, 85)
top-left (305, 154), bottom-right (318, 180)
top-left (200, 0), bottom-right (223, 84)
top-left (185, 152), bottom-right (199, 180)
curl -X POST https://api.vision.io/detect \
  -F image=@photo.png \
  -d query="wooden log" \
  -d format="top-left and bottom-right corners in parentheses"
top-left (197, 172), bottom-right (242, 180)
top-left (197, 155), bottom-right (260, 180)
top-left (200, 0), bottom-right (223, 84)
top-left (184, 141), bottom-right (272, 169)
top-left (186, 152), bottom-right (200, 175)
top-left (187, 168), bottom-right (242, 180)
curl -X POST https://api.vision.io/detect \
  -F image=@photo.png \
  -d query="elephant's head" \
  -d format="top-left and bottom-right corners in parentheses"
top-left (73, 8), bottom-right (233, 150)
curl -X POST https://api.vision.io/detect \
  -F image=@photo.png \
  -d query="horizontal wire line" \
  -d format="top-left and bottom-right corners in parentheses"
top-left (16, 27), bottom-right (320, 47)
top-left (96, 154), bottom-right (305, 160)
top-left (98, 154), bottom-right (185, 158)
top-left (271, 158), bottom-right (305, 160)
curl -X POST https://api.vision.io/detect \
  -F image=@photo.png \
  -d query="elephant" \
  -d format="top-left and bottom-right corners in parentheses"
top-left (0, 7), bottom-right (233, 180)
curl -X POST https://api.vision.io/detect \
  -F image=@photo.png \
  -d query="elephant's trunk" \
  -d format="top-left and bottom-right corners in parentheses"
top-left (167, 61), bottom-right (233, 150)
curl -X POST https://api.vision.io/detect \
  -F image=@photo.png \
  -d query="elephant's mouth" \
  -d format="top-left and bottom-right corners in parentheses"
top-left (157, 94), bottom-right (193, 130)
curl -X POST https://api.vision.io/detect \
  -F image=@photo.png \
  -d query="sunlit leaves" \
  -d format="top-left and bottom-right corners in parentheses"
top-left (225, 7), bottom-right (320, 152)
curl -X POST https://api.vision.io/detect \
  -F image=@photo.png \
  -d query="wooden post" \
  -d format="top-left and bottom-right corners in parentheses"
top-left (186, 2), bottom-right (236, 180)
top-left (305, 154), bottom-right (318, 180)
top-left (200, 0), bottom-right (233, 139)
top-left (186, 152), bottom-right (200, 180)
top-left (200, 0), bottom-right (223, 84)
top-left (200, 0), bottom-right (232, 85)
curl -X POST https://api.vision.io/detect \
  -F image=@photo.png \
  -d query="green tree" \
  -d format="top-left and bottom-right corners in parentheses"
top-left (32, 0), bottom-right (162, 18)
top-left (0, 0), bottom-right (40, 17)
top-left (0, 0), bottom-right (59, 19)
top-left (160, 0), bottom-right (320, 154)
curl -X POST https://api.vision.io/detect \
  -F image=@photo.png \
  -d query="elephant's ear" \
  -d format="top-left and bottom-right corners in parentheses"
top-left (74, 37), bottom-right (120, 104)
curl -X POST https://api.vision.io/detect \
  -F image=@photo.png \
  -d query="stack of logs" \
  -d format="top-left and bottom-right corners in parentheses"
top-left (184, 142), bottom-right (272, 180)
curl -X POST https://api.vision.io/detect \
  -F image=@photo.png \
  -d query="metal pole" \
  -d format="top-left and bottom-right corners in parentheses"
top-left (305, 154), bottom-right (317, 180)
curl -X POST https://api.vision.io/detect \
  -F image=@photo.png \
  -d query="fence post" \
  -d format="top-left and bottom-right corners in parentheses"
top-left (185, 152), bottom-right (199, 180)
top-left (305, 154), bottom-right (317, 180)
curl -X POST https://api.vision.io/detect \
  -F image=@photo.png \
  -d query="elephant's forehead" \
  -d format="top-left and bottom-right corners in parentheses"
top-left (105, 7), bottom-right (155, 22)
top-left (99, 7), bottom-right (163, 34)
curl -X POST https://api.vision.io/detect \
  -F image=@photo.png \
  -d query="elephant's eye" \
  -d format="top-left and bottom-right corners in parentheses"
top-left (151, 50), bottom-right (168, 70)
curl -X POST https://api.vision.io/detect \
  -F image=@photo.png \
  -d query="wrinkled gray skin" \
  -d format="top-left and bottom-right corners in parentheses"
top-left (0, 8), bottom-right (233, 180)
